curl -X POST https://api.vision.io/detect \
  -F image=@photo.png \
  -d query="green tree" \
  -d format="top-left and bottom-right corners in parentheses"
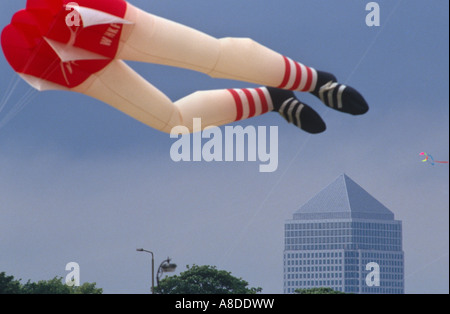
top-left (0, 272), bottom-right (22, 294)
top-left (0, 272), bottom-right (102, 294)
top-left (154, 265), bottom-right (262, 294)
top-left (21, 277), bottom-right (102, 294)
top-left (294, 287), bottom-right (348, 294)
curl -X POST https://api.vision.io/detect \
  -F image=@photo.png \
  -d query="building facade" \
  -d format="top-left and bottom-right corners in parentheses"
top-left (283, 174), bottom-right (404, 294)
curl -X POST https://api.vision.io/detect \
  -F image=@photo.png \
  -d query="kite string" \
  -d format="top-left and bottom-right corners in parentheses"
top-left (220, 0), bottom-right (405, 265)
top-left (0, 75), bottom-right (22, 113)
top-left (345, 0), bottom-right (405, 82)
top-left (0, 61), bottom-right (59, 130)
top-left (0, 8), bottom-right (70, 130)
top-left (405, 245), bottom-right (449, 280)
top-left (0, 49), bottom-right (64, 130)
top-left (0, 88), bottom-right (38, 130)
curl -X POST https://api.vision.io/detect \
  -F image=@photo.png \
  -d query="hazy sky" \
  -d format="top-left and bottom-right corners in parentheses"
top-left (0, 0), bottom-right (448, 294)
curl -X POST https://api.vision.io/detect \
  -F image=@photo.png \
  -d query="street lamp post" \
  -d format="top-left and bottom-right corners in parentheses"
top-left (137, 249), bottom-right (177, 294)
top-left (136, 248), bottom-right (155, 294)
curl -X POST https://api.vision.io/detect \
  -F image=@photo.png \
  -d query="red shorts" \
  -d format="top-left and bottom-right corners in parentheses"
top-left (1, 0), bottom-right (129, 88)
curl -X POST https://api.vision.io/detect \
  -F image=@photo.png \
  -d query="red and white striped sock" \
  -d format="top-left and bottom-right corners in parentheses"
top-left (225, 86), bottom-right (328, 134)
top-left (277, 56), bottom-right (318, 92)
top-left (227, 87), bottom-right (274, 122)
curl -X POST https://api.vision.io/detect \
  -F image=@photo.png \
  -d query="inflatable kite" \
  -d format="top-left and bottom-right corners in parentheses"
top-left (1, 0), bottom-right (369, 134)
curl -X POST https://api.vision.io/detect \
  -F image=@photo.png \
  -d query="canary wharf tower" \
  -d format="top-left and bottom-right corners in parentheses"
top-left (283, 175), bottom-right (404, 294)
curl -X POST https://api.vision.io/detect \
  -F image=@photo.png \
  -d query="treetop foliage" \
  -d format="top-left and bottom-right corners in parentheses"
top-left (0, 272), bottom-right (102, 294)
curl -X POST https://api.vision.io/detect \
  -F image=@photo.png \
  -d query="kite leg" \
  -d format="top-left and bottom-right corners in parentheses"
top-left (118, 3), bottom-right (291, 88)
top-left (73, 60), bottom-right (181, 132)
top-left (72, 59), bottom-right (326, 134)
top-left (73, 59), bottom-right (327, 134)
top-left (118, 4), bottom-right (221, 76)
top-left (71, 60), bottom-right (259, 133)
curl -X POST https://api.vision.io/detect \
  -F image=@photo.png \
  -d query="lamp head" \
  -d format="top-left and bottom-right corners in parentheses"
top-left (161, 262), bottom-right (177, 273)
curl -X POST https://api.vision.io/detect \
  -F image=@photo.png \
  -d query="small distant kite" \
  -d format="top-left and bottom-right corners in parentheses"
top-left (420, 152), bottom-right (448, 166)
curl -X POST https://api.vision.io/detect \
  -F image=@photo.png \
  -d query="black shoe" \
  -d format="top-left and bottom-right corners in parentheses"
top-left (311, 71), bottom-right (369, 115)
top-left (267, 87), bottom-right (326, 134)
